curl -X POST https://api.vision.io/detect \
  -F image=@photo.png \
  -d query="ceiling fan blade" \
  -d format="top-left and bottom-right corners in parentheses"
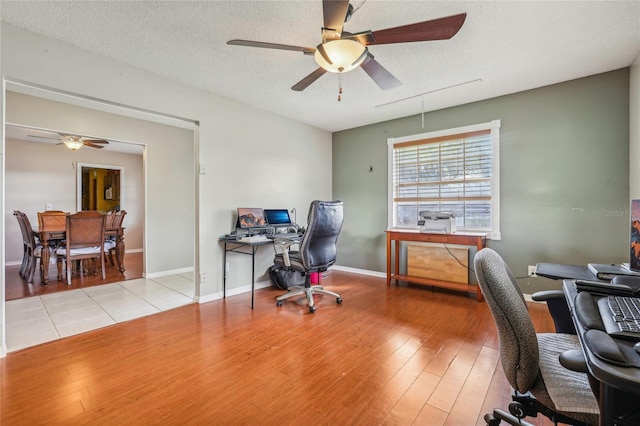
top-left (83, 139), bottom-right (109, 144)
top-left (366, 13), bottom-right (467, 45)
top-left (83, 142), bottom-right (105, 149)
top-left (291, 68), bottom-right (327, 91)
top-left (342, 30), bottom-right (375, 45)
top-left (227, 39), bottom-right (315, 55)
top-left (322, 0), bottom-right (349, 37)
top-left (361, 54), bottom-right (402, 91)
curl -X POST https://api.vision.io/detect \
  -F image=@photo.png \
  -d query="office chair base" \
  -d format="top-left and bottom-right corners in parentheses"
top-left (483, 391), bottom-right (592, 426)
top-left (484, 409), bottom-right (534, 426)
top-left (276, 285), bottom-right (342, 313)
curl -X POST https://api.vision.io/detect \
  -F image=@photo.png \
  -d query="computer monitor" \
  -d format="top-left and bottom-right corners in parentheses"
top-left (237, 208), bottom-right (268, 228)
top-left (264, 209), bottom-right (293, 227)
top-left (630, 200), bottom-right (640, 271)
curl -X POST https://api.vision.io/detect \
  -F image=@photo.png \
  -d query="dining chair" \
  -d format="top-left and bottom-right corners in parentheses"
top-left (14, 211), bottom-right (29, 278)
top-left (106, 210), bottom-right (126, 266)
top-left (14, 211), bottom-right (42, 283)
top-left (55, 211), bottom-right (108, 285)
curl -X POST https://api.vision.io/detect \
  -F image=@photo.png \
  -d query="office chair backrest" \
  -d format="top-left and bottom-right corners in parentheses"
top-left (474, 248), bottom-right (540, 393)
top-left (299, 200), bottom-right (344, 271)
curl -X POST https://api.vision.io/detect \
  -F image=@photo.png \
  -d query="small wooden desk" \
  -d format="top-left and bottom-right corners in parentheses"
top-left (37, 226), bottom-right (126, 284)
top-left (386, 229), bottom-right (487, 301)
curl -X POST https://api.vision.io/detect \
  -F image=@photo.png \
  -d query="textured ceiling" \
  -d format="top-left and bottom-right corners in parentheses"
top-left (1, 1), bottom-right (639, 132)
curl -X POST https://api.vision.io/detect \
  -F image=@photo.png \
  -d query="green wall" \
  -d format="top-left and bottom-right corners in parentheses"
top-left (333, 68), bottom-right (630, 293)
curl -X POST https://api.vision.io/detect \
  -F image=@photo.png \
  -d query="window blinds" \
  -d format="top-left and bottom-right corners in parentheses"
top-left (392, 129), bottom-right (493, 229)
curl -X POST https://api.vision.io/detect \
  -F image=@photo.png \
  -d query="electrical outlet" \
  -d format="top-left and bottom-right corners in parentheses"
top-left (200, 272), bottom-right (207, 284)
top-left (528, 265), bottom-right (537, 277)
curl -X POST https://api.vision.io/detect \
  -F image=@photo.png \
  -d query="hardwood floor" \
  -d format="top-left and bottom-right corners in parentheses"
top-left (5, 252), bottom-right (144, 300)
top-left (1, 271), bottom-right (558, 425)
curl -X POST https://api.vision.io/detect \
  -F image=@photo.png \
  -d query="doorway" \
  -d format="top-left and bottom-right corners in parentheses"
top-left (77, 163), bottom-right (125, 212)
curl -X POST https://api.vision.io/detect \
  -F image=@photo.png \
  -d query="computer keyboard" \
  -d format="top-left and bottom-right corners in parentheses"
top-left (600, 295), bottom-right (640, 338)
top-left (267, 233), bottom-right (301, 240)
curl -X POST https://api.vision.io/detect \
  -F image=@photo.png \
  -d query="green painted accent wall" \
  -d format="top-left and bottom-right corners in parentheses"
top-left (333, 68), bottom-right (630, 293)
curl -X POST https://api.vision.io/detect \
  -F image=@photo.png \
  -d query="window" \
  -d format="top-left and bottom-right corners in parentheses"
top-left (387, 120), bottom-right (501, 239)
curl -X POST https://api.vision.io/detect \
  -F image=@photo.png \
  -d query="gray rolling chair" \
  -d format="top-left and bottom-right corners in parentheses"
top-left (474, 248), bottom-right (599, 426)
top-left (274, 200), bottom-right (344, 313)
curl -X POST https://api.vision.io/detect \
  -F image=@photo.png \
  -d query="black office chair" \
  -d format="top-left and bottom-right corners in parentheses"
top-left (474, 248), bottom-right (599, 426)
top-left (274, 200), bottom-right (344, 313)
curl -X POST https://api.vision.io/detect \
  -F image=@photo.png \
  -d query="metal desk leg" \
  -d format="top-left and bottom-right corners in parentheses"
top-left (223, 242), bottom-right (227, 298)
top-left (251, 245), bottom-right (257, 309)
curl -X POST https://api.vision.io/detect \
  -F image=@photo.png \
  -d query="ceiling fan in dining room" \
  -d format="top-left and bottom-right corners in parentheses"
top-left (227, 0), bottom-right (466, 93)
top-left (27, 132), bottom-right (110, 150)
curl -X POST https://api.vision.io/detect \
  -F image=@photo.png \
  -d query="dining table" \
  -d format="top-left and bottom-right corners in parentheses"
top-left (35, 225), bottom-right (126, 284)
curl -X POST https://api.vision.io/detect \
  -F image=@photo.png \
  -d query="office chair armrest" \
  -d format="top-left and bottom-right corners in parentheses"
top-left (531, 290), bottom-right (576, 334)
top-left (531, 289), bottom-right (565, 301)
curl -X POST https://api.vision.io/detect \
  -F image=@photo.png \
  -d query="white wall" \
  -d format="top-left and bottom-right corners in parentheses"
top-left (630, 53), bottom-right (640, 199)
top-left (5, 136), bottom-right (145, 264)
top-left (0, 23), bottom-right (333, 356)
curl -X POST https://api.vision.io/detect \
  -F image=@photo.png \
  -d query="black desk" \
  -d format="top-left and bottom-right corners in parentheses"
top-left (220, 237), bottom-right (274, 309)
top-left (563, 281), bottom-right (640, 425)
top-left (220, 235), bottom-right (302, 309)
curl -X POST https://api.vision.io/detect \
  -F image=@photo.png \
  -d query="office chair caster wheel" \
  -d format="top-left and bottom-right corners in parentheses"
top-left (483, 413), bottom-right (500, 426)
top-left (336, 297), bottom-right (342, 304)
top-left (276, 300), bottom-right (283, 307)
top-left (309, 306), bottom-right (316, 313)
top-left (508, 401), bottom-right (526, 419)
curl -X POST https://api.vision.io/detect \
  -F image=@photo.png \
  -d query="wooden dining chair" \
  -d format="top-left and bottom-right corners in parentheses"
top-left (106, 210), bottom-right (126, 266)
top-left (55, 211), bottom-right (108, 285)
top-left (37, 210), bottom-right (67, 233)
top-left (14, 211), bottom-right (42, 283)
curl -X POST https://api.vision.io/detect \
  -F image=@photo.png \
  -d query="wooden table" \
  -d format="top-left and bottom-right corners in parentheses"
top-left (386, 229), bottom-right (487, 301)
top-left (37, 226), bottom-right (126, 284)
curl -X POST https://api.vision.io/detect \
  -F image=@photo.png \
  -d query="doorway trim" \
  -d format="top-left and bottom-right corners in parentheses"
top-left (2, 77), bottom-right (200, 358)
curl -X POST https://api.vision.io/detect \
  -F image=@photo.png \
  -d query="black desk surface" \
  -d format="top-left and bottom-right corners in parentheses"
top-left (564, 281), bottom-right (640, 393)
top-left (563, 280), bottom-right (640, 425)
top-left (536, 262), bottom-right (606, 282)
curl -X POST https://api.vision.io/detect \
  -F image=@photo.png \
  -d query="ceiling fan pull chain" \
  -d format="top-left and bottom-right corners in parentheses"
top-left (338, 74), bottom-right (343, 102)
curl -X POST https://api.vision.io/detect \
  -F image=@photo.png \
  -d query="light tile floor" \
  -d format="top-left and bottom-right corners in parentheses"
top-left (5, 273), bottom-right (195, 352)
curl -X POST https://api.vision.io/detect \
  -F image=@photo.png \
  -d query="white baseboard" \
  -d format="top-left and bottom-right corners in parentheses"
top-left (196, 280), bottom-right (271, 304)
top-left (197, 267), bottom-right (385, 305)
top-left (331, 264), bottom-right (387, 279)
top-left (145, 266), bottom-right (193, 279)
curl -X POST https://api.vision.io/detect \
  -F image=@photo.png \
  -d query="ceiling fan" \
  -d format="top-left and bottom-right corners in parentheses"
top-left (227, 0), bottom-right (466, 92)
top-left (28, 133), bottom-right (109, 150)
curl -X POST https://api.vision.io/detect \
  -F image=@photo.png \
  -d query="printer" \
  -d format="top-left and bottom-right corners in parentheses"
top-left (418, 211), bottom-right (456, 234)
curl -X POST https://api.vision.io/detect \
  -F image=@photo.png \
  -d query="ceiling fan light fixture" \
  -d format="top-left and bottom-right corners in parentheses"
top-left (314, 39), bottom-right (368, 73)
top-left (62, 137), bottom-right (83, 151)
